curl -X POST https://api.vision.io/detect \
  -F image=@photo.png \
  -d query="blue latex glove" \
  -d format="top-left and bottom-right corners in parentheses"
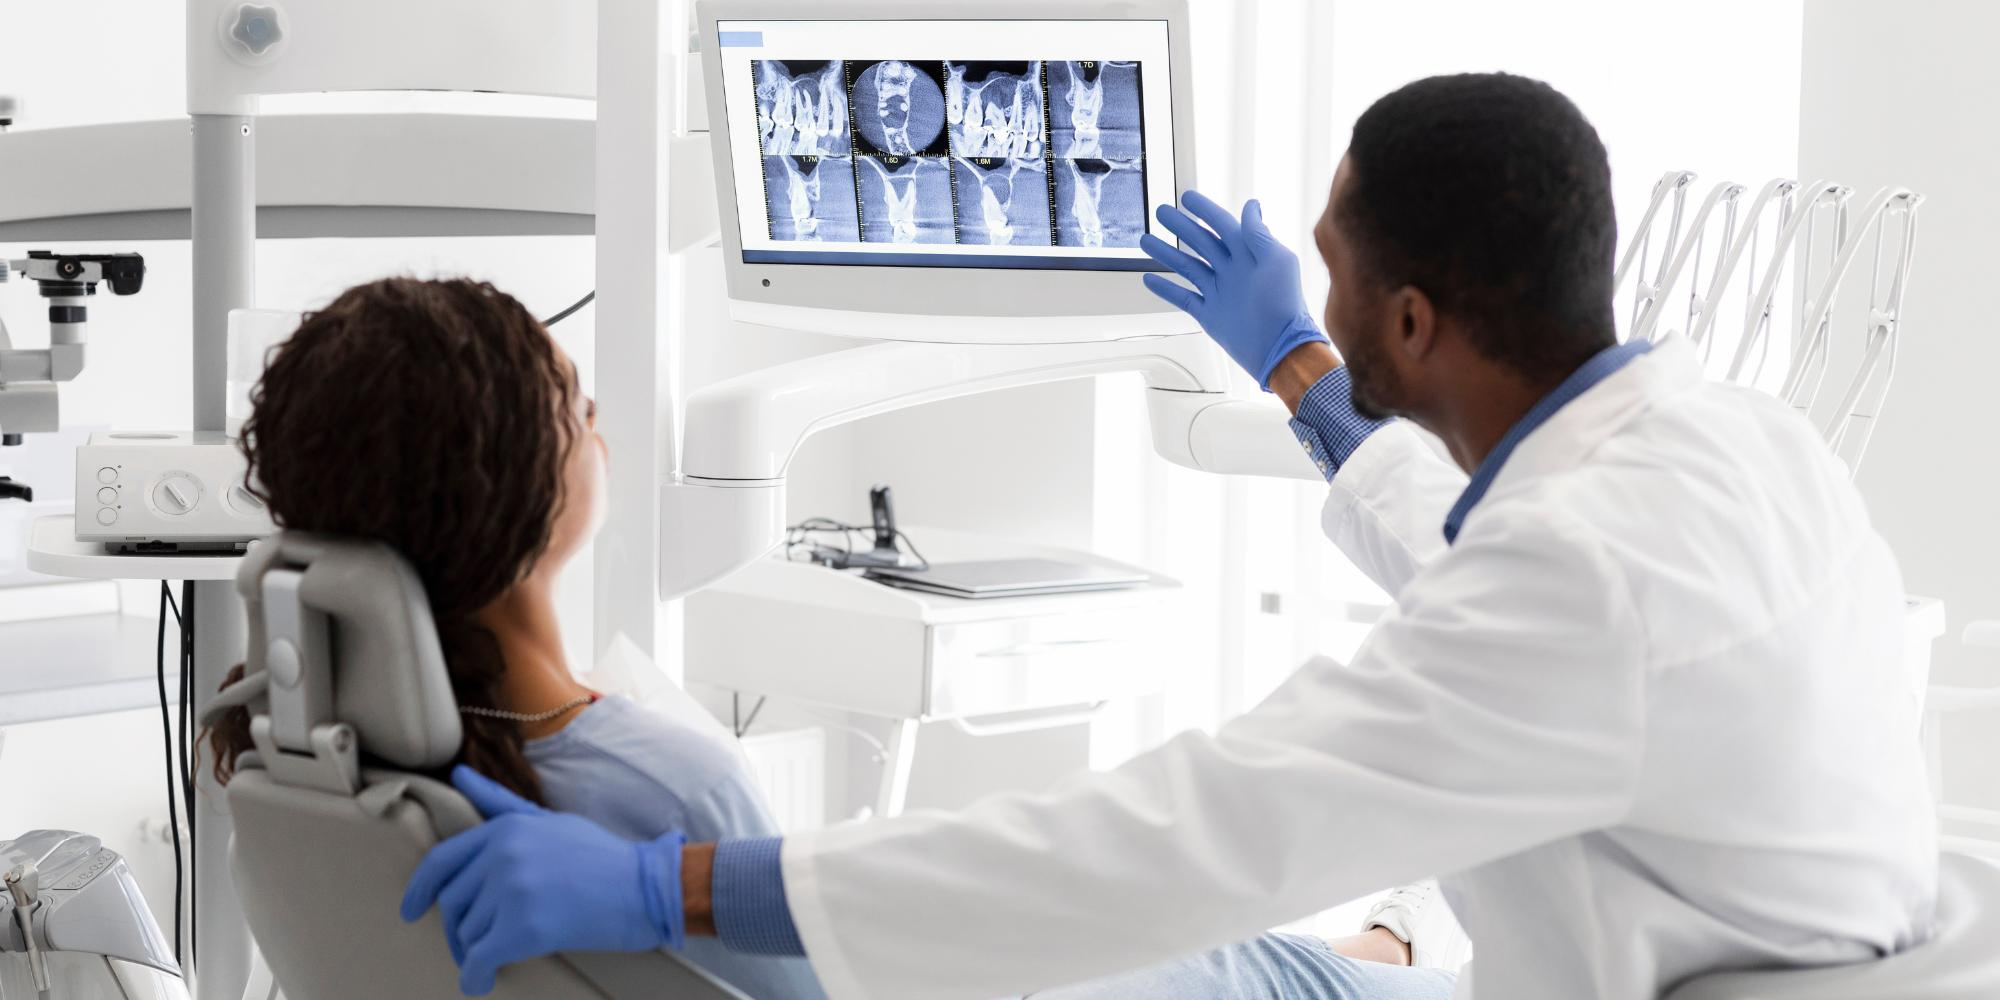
top-left (400, 765), bottom-right (687, 996)
top-left (1141, 191), bottom-right (1330, 389)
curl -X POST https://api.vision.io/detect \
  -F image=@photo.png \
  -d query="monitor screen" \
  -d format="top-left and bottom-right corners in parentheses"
top-left (715, 19), bottom-right (1178, 272)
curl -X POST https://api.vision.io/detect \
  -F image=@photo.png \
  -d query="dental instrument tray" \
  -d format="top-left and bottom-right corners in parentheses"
top-left (865, 558), bottom-right (1149, 599)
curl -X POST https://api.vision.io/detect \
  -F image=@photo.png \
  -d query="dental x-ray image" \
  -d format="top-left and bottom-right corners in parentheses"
top-left (952, 156), bottom-right (1053, 246)
top-left (1049, 60), bottom-right (1145, 161)
top-left (857, 155), bottom-right (956, 244)
top-left (762, 155), bottom-right (860, 243)
top-left (848, 60), bottom-right (951, 156)
top-left (748, 52), bottom-right (1153, 253)
top-left (1055, 158), bottom-right (1146, 248)
top-left (945, 61), bottom-right (1046, 159)
top-left (754, 60), bottom-right (850, 156)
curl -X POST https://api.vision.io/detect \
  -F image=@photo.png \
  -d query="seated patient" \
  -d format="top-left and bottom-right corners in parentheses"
top-left (202, 277), bottom-right (824, 1000)
top-left (206, 276), bottom-right (1464, 1000)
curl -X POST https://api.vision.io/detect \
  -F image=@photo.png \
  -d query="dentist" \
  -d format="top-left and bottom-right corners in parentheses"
top-left (404, 72), bottom-right (1935, 1000)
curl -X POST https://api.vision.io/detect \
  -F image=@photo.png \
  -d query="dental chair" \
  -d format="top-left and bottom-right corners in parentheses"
top-left (1664, 852), bottom-right (2000, 1000)
top-left (212, 533), bottom-right (747, 1000)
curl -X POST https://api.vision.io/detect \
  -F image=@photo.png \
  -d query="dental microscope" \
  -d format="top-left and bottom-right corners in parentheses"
top-left (0, 251), bottom-right (147, 502)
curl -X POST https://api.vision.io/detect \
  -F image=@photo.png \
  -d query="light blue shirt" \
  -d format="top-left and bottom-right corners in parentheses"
top-left (525, 695), bottom-right (825, 999)
top-left (1287, 364), bottom-right (1393, 480)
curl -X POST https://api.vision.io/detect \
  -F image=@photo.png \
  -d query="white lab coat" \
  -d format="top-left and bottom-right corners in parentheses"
top-left (778, 335), bottom-right (1938, 1000)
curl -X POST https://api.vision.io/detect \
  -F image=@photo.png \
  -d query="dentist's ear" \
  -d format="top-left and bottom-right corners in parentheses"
top-left (1392, 286), bottom-right (1439, 361)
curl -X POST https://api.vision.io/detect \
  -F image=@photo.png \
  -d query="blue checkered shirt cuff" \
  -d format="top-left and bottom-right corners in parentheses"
top-left (712, 836), bottom-right (807, 957)
top-left (1289, 366), bottom-right (1391, 481)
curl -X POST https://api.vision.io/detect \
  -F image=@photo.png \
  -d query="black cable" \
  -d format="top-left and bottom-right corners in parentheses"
top-left (893, 529), bottom-right (931, 571)
top-left (155, 583), bottom-right (183, 965)
top-left (737, 696), bottom-right (768, 738)
top-left (787, 517), bottom-right (935, 569)
top-left (177, 583), bottom-right (194, 815)
top-left (181, 582), bottom-right (197, 975)
top-left (541, 290), bottom-right (596, 327)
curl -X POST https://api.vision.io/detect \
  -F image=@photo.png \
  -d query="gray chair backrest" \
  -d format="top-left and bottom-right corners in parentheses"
top-left (224, 532), bottom-right (748, 1000)
top-left (1665, 852), bottom-right (2000, 1000)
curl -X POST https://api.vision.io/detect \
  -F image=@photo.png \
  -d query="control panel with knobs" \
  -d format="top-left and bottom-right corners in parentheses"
top-left (74, 432), bottom-right (273, 551)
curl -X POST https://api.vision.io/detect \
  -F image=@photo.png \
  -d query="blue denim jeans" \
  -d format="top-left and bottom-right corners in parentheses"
top-left (1036, 932), bottom-right (1458, 1000)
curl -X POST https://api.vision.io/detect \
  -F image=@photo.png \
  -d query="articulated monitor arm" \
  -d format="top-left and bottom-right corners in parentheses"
top-left (660, 333), bottom-right (1322, 598)
top-left (0, 251), bottom-right (147, 442)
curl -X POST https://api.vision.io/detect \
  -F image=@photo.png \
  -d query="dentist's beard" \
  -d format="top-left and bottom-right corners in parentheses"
top-left (1344, 332), bottom-right (1405, 421)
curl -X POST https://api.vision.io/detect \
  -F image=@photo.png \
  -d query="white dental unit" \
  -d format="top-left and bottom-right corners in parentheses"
top-left (674, 4), bottom-right (1334, 817)
top-left (0, 2), bottom-right (1978, 1000)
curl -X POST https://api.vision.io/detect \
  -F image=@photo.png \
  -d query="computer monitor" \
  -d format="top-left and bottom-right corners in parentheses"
top-left (698, 0), bottom-right (1196, 343)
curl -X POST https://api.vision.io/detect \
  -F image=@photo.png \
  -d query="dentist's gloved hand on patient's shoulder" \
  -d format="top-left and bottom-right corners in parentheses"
top-left (1141, 190), bottom-right (1330, 390)
top-left (401, 765), bottom-right (687, 996)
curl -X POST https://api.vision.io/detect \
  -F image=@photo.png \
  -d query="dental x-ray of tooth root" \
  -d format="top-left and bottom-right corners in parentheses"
top-left (952, 156), bottom-right (1053, 246)
top-left (748, 54), bottom-right (1153, 251)
top-left (1049, 60), bottom-right (1148, 249)
top-left (945, 61), bottom-right (1047, 159)
top-left (1049, 60), bottom-right (1145, 161)
top-left (754, 60), bottom-right (851, 157)
top-left (761, 154), bottom-right (860, 243)
top-left (941, 61), bottom-right (1054, 246)
top-left (856, 154), bottom-right (956, 244)
top-left (848, 59), bottom-right (951, 157)
top-left (1056, 157), bottom-right (1146, 248)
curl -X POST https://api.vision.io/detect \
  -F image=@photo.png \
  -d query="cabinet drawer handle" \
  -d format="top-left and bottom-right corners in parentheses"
top-left (950, 701), bottom-right (1109, 737)
top-left (974, 638), bottom-right (1118, 659)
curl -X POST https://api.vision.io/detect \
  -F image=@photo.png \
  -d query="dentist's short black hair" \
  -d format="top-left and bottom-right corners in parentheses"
top-left (1337, 72), bottom-right (1618, 380)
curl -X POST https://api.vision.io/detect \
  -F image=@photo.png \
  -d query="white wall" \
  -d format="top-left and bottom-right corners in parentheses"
top-left (1799, 0), bottom-right (2000, 812)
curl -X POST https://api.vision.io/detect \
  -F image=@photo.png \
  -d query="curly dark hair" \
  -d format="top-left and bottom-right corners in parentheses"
top-left (1338, 72), bottom-right (1618, 381)
top-left (204, 276), bottom-right (578, 805)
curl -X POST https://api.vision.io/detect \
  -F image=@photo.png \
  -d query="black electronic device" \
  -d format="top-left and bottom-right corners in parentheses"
top-left (869, 484), bottom-right (897, 551)
top-left (786, 484), bottom-right (924, 571)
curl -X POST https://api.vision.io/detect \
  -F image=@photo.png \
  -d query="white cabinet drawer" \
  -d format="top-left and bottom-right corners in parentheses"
top-left (927, 605), bottom-right (1163, 718)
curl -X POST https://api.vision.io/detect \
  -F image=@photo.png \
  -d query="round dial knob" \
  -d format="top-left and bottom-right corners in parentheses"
top-left (152, 473), bottom-right (202, 516)
top-left (226, 483), bottom-right (266, 516)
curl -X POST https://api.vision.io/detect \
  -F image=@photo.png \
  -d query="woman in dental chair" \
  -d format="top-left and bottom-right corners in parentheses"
top-left (204, 276), bottom-right (1461, 1000)
top-left (199, 276), bottom-right (826, 1000)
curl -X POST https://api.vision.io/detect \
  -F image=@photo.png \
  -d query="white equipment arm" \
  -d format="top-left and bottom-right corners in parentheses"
top-left (1724, 181), bottom-right (1854, 386)
top-left (1631, 180), bottom-right (1745, 345)
top-left (1613, 170), bottom-right (1697, 336)
top-left (1796, 187), bottom-right (1922, 472)
top-left (1683, 179), bottom-right (1798, 364)
top-left (661, 334), bottom-right (1320, 597)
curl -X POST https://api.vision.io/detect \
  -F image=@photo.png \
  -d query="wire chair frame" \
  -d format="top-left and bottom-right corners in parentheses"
top-left (1613, 170), bottom-right (1698, 340)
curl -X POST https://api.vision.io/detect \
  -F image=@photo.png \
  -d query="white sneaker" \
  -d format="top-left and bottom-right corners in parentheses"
top-left (1363, 879), bottom-right (1474, 973)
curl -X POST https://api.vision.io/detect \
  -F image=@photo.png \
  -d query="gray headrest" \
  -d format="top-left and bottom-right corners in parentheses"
top-left (236, 532), bottom-right (462, 770)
